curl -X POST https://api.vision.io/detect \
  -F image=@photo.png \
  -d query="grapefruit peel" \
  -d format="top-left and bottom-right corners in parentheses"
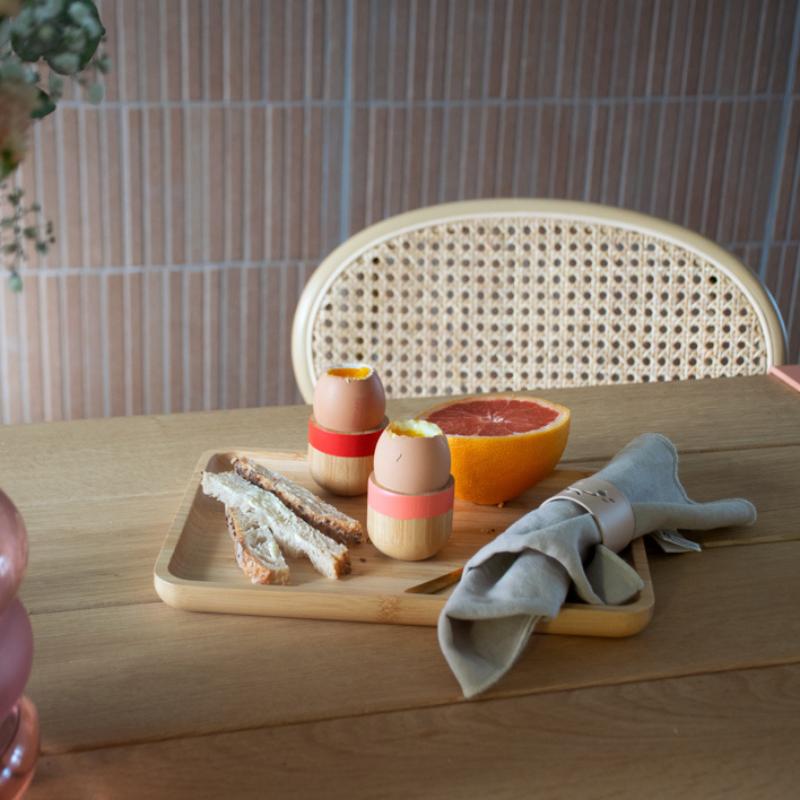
top-left (417, 395), bottom-right (571, 505)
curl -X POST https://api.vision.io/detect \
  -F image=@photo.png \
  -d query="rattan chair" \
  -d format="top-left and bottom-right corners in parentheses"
top-left (292, 199), bottom-right (787, 402)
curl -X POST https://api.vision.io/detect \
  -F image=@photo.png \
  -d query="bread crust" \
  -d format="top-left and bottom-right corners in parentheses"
top-left (202, 470), bottom-right (351, 580)
top-left (234, 457), bottom-right (365, 546)
top-left (226, 506), bottom-right (291, 585)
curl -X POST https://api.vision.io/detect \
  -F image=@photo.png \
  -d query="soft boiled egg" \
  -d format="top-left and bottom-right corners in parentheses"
top-left (312, 364), bottom-right (386, 433)
top-left (373, 419), bottom-right (452, 496)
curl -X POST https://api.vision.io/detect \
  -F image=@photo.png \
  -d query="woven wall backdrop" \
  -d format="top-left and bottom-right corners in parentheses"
top-left (1, 0), bottom-right (798, 424)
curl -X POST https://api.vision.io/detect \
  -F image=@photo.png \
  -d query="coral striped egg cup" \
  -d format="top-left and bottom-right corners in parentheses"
top-left (367, 474), bottom-right (455, 561)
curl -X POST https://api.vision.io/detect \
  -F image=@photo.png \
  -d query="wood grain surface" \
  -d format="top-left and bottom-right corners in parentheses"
top-left (26, 663), bottom-right (800, 799)
top-left (3, 375), bottom-right (799, 798)
top-left (3, 376), bottom-right (800, 510)
top-left (24, 539), bottom-right (800, 754)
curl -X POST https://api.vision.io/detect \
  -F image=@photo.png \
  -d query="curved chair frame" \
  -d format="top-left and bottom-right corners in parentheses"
top-left (292, 199), bottom-right (787, 403)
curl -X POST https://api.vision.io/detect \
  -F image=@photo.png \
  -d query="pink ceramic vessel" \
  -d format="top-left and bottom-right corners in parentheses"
top-left (0, 489), bottom-right (38, 798)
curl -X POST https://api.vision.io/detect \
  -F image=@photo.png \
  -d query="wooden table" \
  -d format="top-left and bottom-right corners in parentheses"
top-left (4, 375), bottom-right (800, 798)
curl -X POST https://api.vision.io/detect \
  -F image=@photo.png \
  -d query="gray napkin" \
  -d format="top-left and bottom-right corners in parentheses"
top-left (438, 433), bottom-right (756, 697)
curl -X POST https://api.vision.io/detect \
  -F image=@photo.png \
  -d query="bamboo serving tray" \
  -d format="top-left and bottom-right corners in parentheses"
top-left (154, 449), bottom-right (654, 635)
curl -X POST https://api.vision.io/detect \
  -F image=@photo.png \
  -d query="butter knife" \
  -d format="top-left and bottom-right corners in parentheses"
top-left (404, 567), bottom-right (464, 594)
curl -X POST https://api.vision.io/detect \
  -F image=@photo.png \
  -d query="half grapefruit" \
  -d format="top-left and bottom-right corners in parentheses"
top-left (417, 395), bottom-right (570, 505)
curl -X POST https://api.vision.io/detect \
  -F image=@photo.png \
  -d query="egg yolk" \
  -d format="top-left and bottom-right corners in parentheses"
top-left (328, 366), bottom-right (372, 380)
top-left (387, 419), bottom-right (443, 439)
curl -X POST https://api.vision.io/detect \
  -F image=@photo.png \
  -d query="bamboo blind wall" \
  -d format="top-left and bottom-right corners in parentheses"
top-left (1, 0), bottom-right (799, 425)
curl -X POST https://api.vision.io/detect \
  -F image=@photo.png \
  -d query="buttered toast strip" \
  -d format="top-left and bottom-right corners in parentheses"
top-left (202, 470), bottom-right (350, 579)
top-left (233, 457), bottom-right (365, 546)
top-left (225, 506), bottom-right (291, 586)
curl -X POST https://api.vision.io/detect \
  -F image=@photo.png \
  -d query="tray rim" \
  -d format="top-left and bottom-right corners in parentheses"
top-left (154, 448), bottom-right (654, 635)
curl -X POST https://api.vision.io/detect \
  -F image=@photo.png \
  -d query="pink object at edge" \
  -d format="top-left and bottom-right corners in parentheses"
top-left (0, 490), bottom-right (28, 616)
top-left (768, 365), bottom-right (800, 393)
top-left (0, 599), bottom-right (34, 723)
top-left (0, 696), bottom-right (40, 800)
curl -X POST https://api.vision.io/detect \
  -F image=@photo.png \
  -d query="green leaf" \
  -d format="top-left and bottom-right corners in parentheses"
top-left (15, 1), bottom-right (105, 72)
top-left (31, 88), bottom-right (57, 119)
top-left (10, 31), bottom-right (47, 64)
top-left (51, 2), bottom-right (105, 73)
top-left (76, 2), bottom-right (106, 68)
top-left (46, 51), bottom-right (80, 75)
top-left (96, 54), bottom-right (112, 75)
top-left (48, 72), bottom-right (64, 99)
top-left (1, 150), bottom-right (19, 181)
top-left (7, 272), bottom-right (23, 293)
top-left (87, 80), bottom-right (104, 104)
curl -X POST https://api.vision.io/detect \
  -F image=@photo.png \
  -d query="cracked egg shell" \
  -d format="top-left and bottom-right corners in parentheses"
top-left (373, 419), bottom-right (451, 496)
top-left (312, 364), bottom-right (386, 432)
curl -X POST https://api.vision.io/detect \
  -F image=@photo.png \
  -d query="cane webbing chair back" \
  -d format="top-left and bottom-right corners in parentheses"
top-left (292, 200), bottom-right (787, 402)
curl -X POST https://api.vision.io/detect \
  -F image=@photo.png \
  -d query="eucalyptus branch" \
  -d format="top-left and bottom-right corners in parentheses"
top-left (1, 0), bottom-right (109, 289)
top-left (1, 180), bottom-right (54, 291)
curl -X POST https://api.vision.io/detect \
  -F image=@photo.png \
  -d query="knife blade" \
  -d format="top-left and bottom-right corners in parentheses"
top-left (404, 567), bottom-right (464, 594)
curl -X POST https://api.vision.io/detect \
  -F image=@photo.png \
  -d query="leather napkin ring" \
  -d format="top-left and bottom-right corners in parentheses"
top-left (541, 477), bottom-right (635, 553)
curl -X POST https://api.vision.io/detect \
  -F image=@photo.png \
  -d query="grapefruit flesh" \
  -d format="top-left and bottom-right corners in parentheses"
top-left (417, 395), bottom-right (570, 505)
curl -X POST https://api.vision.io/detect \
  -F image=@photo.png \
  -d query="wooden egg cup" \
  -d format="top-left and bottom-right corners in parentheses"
top-left (307, 415), bottom-right (388, 496)
top-left (367, 474), bottom-right (455, 561)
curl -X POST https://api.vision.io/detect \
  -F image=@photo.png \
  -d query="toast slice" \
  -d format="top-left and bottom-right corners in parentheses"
top-left (202, 470), bottom-right (350, 579)
top-left (225, 505), bottom-right (291, 586)
top-left (233, 456), bottom-right (365, 546)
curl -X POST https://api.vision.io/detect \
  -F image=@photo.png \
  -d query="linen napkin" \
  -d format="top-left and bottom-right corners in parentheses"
top-left (438, 433), bottom-right (756, 697)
